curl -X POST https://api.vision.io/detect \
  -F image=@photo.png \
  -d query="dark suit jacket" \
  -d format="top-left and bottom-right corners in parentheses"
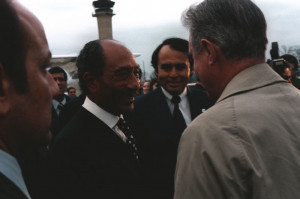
top-left (48, 107), bottom-right (145, 199)
top-left (126, 86), bottom-right (211, 199)
top-left (0, 173), bottom-right (28, 199)
top-left (56, 94), bottom-right (86, 135)
top-left (50, 94), bottom-right (71, 139)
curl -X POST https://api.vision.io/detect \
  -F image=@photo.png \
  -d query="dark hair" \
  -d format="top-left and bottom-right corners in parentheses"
top-left (76, 40), bottom-right (105, 94)
top-left (0, 0), bottom-right (28, 93)
top-left (182, 0), bottom-right (268, 60)
top-left (67, 87), bottom-right (75, 93)
top-left (280, 54), bottom-right (299, 71)
top-left (48, 66), bottom-right (68, 81)
top-left (151, 37), bottom-right (193, 73)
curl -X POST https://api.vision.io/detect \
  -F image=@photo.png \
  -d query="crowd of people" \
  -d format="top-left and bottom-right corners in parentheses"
top-left (1, 0), bottom-right (300, 199)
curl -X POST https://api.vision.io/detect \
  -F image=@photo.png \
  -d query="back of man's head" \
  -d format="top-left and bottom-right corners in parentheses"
top-left (151, 37), bottom-right (193, 73)
top-left (183, 0), bottom-right (268, 60)
top-left (76, 40), bottom-right (105, 94)
top-left (0, 0), bottom-right (28, 93)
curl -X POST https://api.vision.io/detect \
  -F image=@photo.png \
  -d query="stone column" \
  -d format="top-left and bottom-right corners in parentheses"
top-left (92, 0), bottom-right (115, 39)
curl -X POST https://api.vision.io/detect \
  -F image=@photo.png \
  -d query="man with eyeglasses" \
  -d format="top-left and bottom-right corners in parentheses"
top-left (48, 39), bottom-right (144, 199)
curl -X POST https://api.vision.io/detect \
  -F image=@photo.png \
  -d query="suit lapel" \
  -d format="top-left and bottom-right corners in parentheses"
top-left (52, 106), bottom-right (58, 118)
top-left (154, 87), bottom-right (174, 124)
top-left (0, 173), bottom-right (28, 199)
top-left (80, 108), bottom-right (122, 142)
top-left (153, 87), bottom-right (179, 135)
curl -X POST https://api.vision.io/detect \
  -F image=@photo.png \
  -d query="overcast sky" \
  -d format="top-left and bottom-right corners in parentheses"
top-left (19, 0), bottom-right (300, 79)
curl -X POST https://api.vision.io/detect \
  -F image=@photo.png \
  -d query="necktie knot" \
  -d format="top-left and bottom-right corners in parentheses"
top-left (171, 95), bottom-right (181, 105)
top-left (57, 102), bottom-right (63, 111)
top-left (116, 118), bottom-right (130, 136)
top-left (56, 102), bottom-right (64, 115)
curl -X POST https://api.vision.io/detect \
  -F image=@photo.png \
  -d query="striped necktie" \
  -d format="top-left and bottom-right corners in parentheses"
top-left (171, 95), bottom-right (187, 134)
top-left (117, 118), bottom-right (139, 161)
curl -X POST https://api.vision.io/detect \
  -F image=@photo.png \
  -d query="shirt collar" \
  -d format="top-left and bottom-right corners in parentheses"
top-left (0, 149), bottom-right (31, 199)
top-left (161, 86), bottom-right (187, 101)
top-left (216, 63), bottom-right (286, 104)
top-left (52, 96), bottom-right (66, 108)
top-left (82, 96), bottom-right (120, 128)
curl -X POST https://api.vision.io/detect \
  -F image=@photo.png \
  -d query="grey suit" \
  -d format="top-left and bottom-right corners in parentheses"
top-left (175, 63), bottom-right (300, 199)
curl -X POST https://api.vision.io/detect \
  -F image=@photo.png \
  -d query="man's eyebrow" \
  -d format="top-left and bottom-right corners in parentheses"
top-left (114, 66), bottom-right (132, 72)
top-left (161, 62), bottom-right (186, 65)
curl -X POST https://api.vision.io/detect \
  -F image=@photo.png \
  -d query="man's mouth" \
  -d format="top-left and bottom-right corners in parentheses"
top-left (168, 81), bottom-right (180, 87)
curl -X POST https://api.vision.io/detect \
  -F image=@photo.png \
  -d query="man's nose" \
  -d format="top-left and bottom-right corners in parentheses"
top-left (169, 67), bottom-right (178, 77)
top-left (48, 73), bottom-right (59, 97)
top-left (128, 73), bottom-right (140, 91)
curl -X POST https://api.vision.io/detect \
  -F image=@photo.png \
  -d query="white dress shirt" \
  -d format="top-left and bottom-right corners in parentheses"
top-left (0, 149), bottom-right (31, 199)
top-left (82, 96), bottom-right (127, 142)
top-left (161, 87), bottom-right (192, 125)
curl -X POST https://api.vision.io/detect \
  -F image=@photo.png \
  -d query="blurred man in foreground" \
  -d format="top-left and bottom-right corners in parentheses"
top-left (175, 0), bottom-right (300, 198)
top-left (0, 0), bottom-right (58, 198)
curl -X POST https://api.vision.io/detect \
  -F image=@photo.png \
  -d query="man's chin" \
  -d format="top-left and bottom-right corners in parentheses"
top-left (165, 87), bottom-right (183, 96)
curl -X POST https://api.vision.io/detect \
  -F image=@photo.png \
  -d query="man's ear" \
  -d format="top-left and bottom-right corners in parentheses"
top-left (83, 72), bottom-right (99, 93)
top-left (0, 64), bottom-right (11, 115)
top-left (201, 39), bottom-right (218, 65)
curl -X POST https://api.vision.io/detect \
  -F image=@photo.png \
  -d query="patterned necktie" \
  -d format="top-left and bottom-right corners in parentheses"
top-left (57, 102), bottom-right (63, 115)
top-left (117, 118), bottom-right (139, 161)
top-left (171, 95), bottom-right (187, 134)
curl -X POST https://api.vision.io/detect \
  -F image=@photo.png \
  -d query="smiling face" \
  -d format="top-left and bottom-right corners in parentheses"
top-left (157, 45), bottom-right (191, 96)
top-left (143, 81), bottom-right (150, 94)
top-left (96, 40), bottom-right (140, 115)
